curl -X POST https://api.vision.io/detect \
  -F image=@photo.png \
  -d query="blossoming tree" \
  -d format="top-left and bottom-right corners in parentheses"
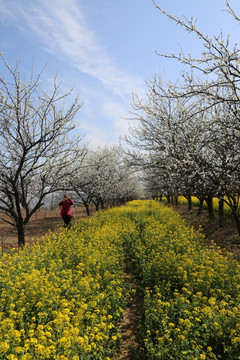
top-left (0, 54), bottom-right (86, 247)
top-left (125, 1), bottom-right (240, 233)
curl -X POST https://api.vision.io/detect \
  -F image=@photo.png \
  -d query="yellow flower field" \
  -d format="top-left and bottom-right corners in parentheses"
top-left (0, 200), bottom-right (239, 359)
top-left (0, 212), bottom-right (136, 359)
top-left (124, 200), bottom-right (240, 359)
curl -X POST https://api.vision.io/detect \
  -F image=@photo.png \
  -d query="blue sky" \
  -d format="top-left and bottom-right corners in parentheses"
top-left (0, 0), bottom-right (239, 148)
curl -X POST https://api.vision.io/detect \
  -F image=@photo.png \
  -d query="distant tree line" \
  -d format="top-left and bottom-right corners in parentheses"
top-left (69, 145), bottom-right (142, 216)
top-left (0, 53), bottom-right (142, 247)
top-left (124, 2), bottom-right (240, 235)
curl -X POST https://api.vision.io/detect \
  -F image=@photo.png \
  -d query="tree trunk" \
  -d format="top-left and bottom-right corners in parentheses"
top-left (100, 199), bottom-right (105, 209)
top-left (83, 202), bottom-right (90, 216)
top-left (95, 200), bottom-right (100, 211)
top-left (186, 195), bottom-right (192, 211)
top-left (206, 196), bottom-right (214, 219)
top-left (175, 196), bottom-right (178, 207)
top-left (197, 197), bottom-right (205, 216)
top-left (225, 195), bottom-right (240, 236)
top-left (218, 198), bottom-right (224, 228)
top-left (232, 212), bottom-right (240, 236)
top-left (17, 221), bottom-right (25, 248)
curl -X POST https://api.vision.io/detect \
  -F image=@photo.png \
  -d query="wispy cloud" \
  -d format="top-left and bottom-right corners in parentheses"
top-left (0, 0), bottom-right (144, 100)
top-left (102, 101), bottom-right (131, 135)
top-left (79, 121), bottom-right (118, 149)
top-left (77, 92), bottom-right (132, 146)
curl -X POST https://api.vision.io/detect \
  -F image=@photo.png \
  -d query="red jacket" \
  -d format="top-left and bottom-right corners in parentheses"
top-left (59, 199), bottom-right (73, 217)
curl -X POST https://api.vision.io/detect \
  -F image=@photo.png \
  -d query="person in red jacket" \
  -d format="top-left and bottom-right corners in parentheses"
top-left (59, 194), bottom-right (73, 228)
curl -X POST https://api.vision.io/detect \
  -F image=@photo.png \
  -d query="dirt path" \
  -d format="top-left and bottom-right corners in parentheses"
top-left (118, 275), bottom-right (142, 359)
top-left (115, 251), bottom-right (144, 360)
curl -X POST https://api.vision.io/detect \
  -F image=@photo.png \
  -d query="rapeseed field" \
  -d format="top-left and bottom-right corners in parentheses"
top-left (0, 200), bottom-right (239, 359)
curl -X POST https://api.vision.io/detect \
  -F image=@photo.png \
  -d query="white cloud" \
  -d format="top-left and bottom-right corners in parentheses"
top-left (0, 0), bottom-right (144, 100)
top-left (79, 121), bottom-right (118, 149)
top-left (0, 0), bottom-right (147, 147)
top-left (102, 101), bottom-right (130, 135)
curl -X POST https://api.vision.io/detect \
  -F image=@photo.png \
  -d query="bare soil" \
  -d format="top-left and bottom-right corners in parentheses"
top-left (172, 203), bottom-right (240, 261)
top-left (117, 273), bottom-right (143, 360)
top-left (0, 205), bottom-right (89, 252)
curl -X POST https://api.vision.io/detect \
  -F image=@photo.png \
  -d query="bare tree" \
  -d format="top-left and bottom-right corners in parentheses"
top-left (0, 54), bottom-right (86, 247)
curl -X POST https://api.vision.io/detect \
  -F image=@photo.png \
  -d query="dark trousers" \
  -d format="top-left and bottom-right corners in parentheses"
top-left (62, 214), bottom-right (72, 227)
